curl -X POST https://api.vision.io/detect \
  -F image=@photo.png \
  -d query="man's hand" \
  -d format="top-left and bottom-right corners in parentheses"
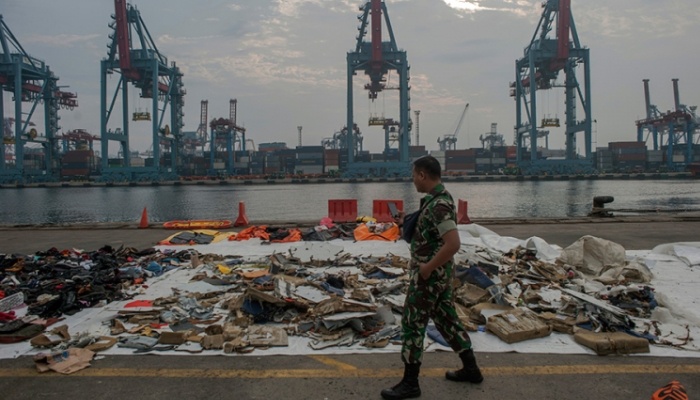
top-left (393, 211), bottom-right (406, 226)
top-left (418, 262), bottom-right (431, 280)
top-left (418, 230), bottom-right (460, 280)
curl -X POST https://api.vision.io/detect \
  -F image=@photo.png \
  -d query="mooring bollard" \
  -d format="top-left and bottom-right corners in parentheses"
top-left (589, 196), bottom-right (615, 217)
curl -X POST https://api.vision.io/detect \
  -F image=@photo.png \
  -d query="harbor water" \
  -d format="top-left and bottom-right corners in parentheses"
top-left (0, 179), bottom-right (698, 225)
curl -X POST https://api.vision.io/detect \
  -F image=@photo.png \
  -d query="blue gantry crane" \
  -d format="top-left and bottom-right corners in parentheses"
top-left (322, 124), bottom-right (364, 154)
top-left (636, 79), bottom-right (698, 171)
top-left (512, 0), bottom-right (594, 175)
top-left (345, 0), bottom-right (411, 177)
top-left (209, 99), bottom-right (247, 177)
top-left (0, 15), bottom-right (78, 184)
top-left (100, 0), bottom-right (185, 182)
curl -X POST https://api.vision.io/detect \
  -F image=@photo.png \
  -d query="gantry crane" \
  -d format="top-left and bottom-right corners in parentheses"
top-left (636, 79), bottom-right (698, 171)
top-left (438, 103), bottom-right (469, 151)
top-left (322, 124), bottom-right (364, 154)
top-left (100, 0), bottom-right (185, 182)
top-left (479, 123), bottom-right (506, 151)
top-left (0, 15), bottom-right (78, 183)
top-left (60, 129), bottom-right (99, 152)
top-left (345, 0), bottom-right (411, 177)
top-left (512, 0), bottom-right (594, 174)
top-left (209, 99), bottom-right (246, 176)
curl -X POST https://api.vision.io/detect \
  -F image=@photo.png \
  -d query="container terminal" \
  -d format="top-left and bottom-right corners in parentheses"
top-left (1, 0), bottom-right (699, 186)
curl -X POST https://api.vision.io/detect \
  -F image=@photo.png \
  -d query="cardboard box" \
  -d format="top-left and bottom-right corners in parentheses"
top-left (455, 283), bottom-right (490, 306)
top-left (573, 330), bottom-right (650, 355)
top-left (485, 308), bottom-right (552, 344)
top-left (538, 312), bottom-right (589, 334)
top-left (469, 303), bottom-right (514, 324)
top-left (34, 348), bottom-right (94, 374)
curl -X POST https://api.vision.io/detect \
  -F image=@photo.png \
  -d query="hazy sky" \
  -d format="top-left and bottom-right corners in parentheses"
top-left (2, 0), bottom-right (698, 154)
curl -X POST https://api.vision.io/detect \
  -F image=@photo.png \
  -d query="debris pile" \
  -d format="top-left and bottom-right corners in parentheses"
top-left (1, 229), bottom-right (699, 369)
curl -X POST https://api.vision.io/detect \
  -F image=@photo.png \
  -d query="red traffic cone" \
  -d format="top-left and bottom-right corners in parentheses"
top-left (138, 207), bottom-right (149, 229)
top-left (457, 199), bottom-right (472, 224)
top-left (234, 201), bottom-right (249, 227)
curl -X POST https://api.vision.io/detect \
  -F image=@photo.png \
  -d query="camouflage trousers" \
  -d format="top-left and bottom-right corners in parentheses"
top-left (401, 266), bottom-right (472, 364)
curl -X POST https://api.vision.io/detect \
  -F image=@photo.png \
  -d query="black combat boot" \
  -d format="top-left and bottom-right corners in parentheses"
top-left (445, 348), bottom-right (483, 383)
top-left (381, 362), bottom-right (422, 400)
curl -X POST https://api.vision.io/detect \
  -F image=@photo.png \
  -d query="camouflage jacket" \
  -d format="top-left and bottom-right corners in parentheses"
top-left (410, 183), bottom-right (458, 267)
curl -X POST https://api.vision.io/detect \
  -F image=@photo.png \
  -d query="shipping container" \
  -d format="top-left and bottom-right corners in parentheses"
top-left (296, 145), bottom-right (324, 152)
top-left (258, 142), bottom-right (287, 152)
top-left (296, 165), bottom-right (324, 175)
top-left (324, 149), bottom-right (341, 162)
top-left (609, 141), bottom-right (646, 150)
top-left (490, 147), bottom-right (507, 157)
top-left (108, 158), bottom-right (123, 167)
top-left (446, 149), bottom-right (476, 158)
top-left (324, 158), bottom-right (340, 166)
top-left (616, 153), bottom-right (647, 161)
top-left (61, 168), bottom-right (90, 178)
top-left (62, 149), bottom-right (93, 163)
top-left (297, 153), bottom-right (323, 160)
top-left (409, 145), bottom-right (428, 158)
top-left (297, 158), bottom-right (323, 165)
top-left (445, 162), bottom-right (476, 170)
top-left (647, 150), bottom-right (663, 161)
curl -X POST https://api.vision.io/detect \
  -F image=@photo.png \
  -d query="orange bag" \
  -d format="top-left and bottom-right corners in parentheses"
top-left (353, 223), bottom-right (400, 241)
top-left (232, 226), bottom-right (270, 241)
top-left (270, 229), bottom-right (302, 243)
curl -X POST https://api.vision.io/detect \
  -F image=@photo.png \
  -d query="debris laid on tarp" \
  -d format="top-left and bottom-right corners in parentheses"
top-left (158, 230), bottom-right (235, 246)
top-left (1, 225), bottom-right (699, 362)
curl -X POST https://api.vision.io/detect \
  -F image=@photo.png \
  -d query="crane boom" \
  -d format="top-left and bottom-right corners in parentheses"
top-left (437, 103), bottom-right (469, 151)
top-left (453, 103), bottom-right (469, 137)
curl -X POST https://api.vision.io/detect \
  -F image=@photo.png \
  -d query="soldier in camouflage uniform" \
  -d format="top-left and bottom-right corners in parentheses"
top-left (381, 156), bottom-right (483, 400)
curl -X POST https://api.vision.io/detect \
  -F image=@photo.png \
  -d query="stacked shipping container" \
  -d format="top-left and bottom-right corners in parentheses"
top-left (296, 145), bottom-right (324, 175)
top-left (609, 141), bottom-right (646, 171)
top-left (324, 149), bottom-right (340, 174)
top-left (61, 150), bottom-right (97, 179)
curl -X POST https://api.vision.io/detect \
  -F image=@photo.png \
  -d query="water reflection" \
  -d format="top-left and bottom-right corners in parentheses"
top-left (0, 179), bottom-right (698, 224)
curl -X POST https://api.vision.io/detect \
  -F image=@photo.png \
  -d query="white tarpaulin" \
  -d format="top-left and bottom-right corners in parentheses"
top-left (1, 226), bottom-right (699, 360)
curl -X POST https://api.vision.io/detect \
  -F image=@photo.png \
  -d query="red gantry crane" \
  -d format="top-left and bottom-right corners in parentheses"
top-left (100, 0), bottom-right (185, 182)
top-left (511, 0), bottom-right (593, 175)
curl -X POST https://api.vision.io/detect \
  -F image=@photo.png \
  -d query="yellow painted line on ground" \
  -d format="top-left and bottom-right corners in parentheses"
top-left (308, 355), bottom-right (358, 371)
top-left (0, 364), bottom-right (698, 379)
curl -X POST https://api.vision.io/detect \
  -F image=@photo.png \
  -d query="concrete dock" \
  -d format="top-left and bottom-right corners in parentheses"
top-left (2, 214), bottom-right (699, 254)
top-left (0, 215), bottom-right (698, 399)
